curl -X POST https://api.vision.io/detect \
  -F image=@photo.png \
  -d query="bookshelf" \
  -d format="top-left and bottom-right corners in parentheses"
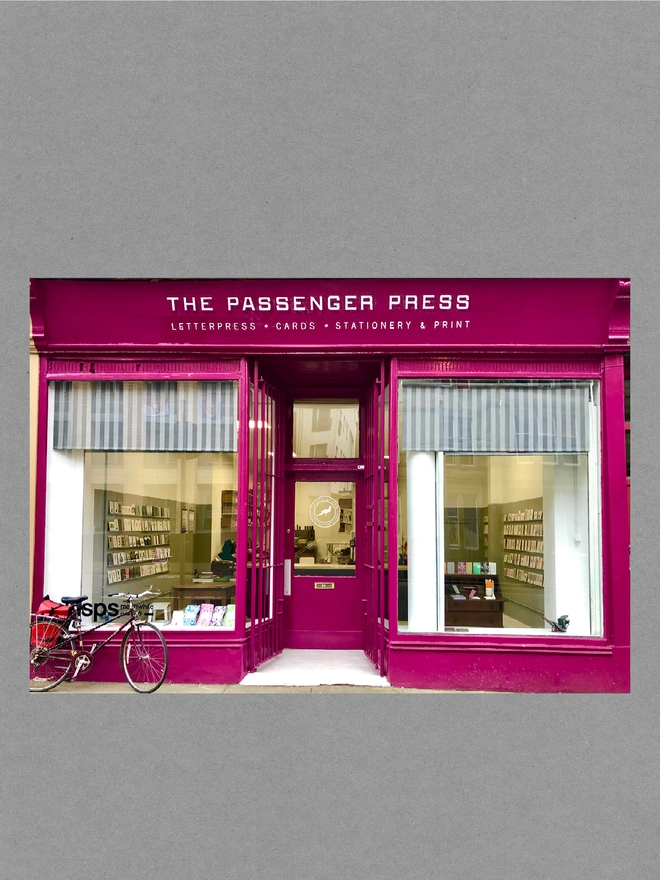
top-left (220, 490), bottom-right (237, 531)
top-left (105, 500), bottom-right (171, 586)
top-left (501, 508), bottom-right (544, 587)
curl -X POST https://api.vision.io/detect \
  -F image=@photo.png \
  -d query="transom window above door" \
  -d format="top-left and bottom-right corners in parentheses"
top-left (292, 400), bottom-right (359, 459)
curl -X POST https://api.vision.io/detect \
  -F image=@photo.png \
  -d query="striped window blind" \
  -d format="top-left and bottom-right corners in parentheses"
top-left (52, 381), bottom-right (238, 452)
top-left (401, 381), bottom-right (594, 454)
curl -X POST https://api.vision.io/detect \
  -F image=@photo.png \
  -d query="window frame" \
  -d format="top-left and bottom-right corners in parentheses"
top-left (390, 366), bottom-right (609, 647)
top-left (38, 372), bottom-right (244, 634)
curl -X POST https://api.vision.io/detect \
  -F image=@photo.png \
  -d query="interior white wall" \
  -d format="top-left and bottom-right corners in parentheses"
top-left (543, 455), bottom-right (591, 634)
top-left (444, 457), bottom-right (488, 510)
top-left (488, 455), bottom-right (543, 504)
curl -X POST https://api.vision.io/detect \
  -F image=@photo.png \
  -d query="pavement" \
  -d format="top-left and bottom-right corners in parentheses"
top-left (33, 681), bottom-right (466, 694)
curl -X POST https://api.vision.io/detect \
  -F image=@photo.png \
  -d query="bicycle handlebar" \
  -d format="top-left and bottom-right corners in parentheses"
top-left (108, 589), bottom-right (162, 600)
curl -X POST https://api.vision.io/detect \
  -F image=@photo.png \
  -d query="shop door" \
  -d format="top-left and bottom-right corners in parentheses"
top-left (247, 366), bottom-right (285, 672)
top-left (283, 473), bottom-right (365, 648)
top-left (364, 364), bottom-right (388, 675)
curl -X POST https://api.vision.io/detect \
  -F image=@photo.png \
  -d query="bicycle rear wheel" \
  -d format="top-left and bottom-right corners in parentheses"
top-left (29, 617), bottom-right (74, 692)
top-left (121, 622), bottom-right (168, 693)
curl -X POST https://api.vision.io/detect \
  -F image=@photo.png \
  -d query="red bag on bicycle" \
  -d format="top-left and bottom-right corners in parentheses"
top-left (31, 617), bottom-right (64, 648)
top-left (37, 596), bottom-right (71, 620)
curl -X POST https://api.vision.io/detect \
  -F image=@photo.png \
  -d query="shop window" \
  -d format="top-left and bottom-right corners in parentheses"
top-left (44, 380), bottom-right (239, 630)
top-left (397, 380), bottom-right (602, 636)
top-left (293, 400), bottom-right (359, 458)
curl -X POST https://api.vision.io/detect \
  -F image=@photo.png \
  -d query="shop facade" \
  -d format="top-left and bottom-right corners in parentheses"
top-left (30, 278), bottom-right (631, 692)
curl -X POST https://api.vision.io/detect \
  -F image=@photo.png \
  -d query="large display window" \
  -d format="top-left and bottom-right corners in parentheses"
top-left (44, 380), bottom-right (239, 630)
top-left (397, 380), bottom-right (602, 636)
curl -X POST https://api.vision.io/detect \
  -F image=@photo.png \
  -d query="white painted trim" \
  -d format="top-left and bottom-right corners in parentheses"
top-left (588, 382), bottom-right (603, 636)
top-left (436, 453), bottom-right (445, 631)
top-left (407, 451), bottom-right (439, 632)
top-left (44, 385), bottom-right (85, 602)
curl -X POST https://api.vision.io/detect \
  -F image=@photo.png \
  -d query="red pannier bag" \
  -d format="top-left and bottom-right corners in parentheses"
top-left (31, 596), bottom-right (72, 649)
top-left (31, 617), bottom-right (65, 649)
top-left (37, 597), bottom-right (72, 620)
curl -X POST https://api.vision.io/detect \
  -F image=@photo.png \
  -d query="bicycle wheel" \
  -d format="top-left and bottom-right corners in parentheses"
top-left (121, 621), bottom-right (168, 693)
top-left (29, 617), bottom-right (74, 692)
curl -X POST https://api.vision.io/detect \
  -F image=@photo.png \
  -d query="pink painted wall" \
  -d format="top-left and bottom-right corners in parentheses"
top-left (31, 278), bottom-right (621, 353)
top-left (29, 278), bottom-right (630, 692)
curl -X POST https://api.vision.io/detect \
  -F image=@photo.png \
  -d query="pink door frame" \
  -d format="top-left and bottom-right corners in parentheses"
top-left (282, 469), bottom-right (366, 649)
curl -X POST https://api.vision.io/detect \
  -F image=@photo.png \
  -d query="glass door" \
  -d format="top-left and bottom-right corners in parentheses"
top-left (364, 364), bottom-right (387, 674)
top-left (246, 365), bottom-right (284, 672)
top-left (284, 476), bottom-right (364, 648)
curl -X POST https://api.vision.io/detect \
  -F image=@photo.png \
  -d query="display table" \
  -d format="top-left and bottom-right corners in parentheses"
top-left (445, 596), bottom-right (504, 627)
top-left (171, 582), bottom-right (235, 610)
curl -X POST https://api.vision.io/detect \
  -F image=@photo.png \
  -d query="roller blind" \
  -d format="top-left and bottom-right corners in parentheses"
top-left (401, 381), bottom-right (594, 453)
top-left (52, 381), bottom-right (238, 452)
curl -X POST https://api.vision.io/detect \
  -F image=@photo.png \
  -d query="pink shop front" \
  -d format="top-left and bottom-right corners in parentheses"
top-left (30, 279), bottom-right (631, 692)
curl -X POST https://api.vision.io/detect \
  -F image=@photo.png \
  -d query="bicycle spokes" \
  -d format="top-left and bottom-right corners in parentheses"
top-left (121, 623), bottom-right (168, 693)
top-left (29, 618), bottom-right (74, 692)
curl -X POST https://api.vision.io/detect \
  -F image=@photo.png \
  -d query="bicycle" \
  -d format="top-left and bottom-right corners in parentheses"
top-left (29, 589), bottom-right (169, 693)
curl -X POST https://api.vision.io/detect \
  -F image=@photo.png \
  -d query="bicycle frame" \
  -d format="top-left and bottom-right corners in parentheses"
top-left (55, 596), bottom-right (153, 677)
top-left (66, 610), bottom-right (136, 651)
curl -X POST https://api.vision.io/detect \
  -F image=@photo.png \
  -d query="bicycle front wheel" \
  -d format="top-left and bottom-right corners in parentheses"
top-left (121, 622), bottom-right (168, 693)
top-left (29, 618), bottom-right (74, 692)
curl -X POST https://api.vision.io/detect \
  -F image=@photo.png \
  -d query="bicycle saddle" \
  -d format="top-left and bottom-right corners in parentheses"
top-left (61, 596), bottom-right (88, 605)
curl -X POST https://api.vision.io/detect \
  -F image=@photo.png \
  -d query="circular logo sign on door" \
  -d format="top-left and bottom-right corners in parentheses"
top-left (309, 496), bottom-right (341, 528)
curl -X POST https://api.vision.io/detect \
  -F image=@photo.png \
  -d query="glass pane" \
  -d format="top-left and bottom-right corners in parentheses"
top-left (443, 454), bottom-right (590, 632)
top-left (293, 400), bottom-right (359, 458)
top-left (80, 451), bottom-right (238, 629)
top-left (624, 352), bottom-right (630, 422)
top-left (294, 481), bottom-right (356, 575)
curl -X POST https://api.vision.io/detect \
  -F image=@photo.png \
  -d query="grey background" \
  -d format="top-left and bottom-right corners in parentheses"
top-left (2, 3), bottom-right (655, 878)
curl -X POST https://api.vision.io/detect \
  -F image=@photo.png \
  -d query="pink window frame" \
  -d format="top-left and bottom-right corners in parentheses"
top-left (387, 354), bottom-right (630, 664)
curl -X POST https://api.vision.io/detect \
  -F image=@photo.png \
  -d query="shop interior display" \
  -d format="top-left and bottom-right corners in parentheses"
top-left (178, 603), bottom-right (236, 627)
top-left (105, 500), bottom-right (171, 585)
top-left (444, 575), bottom-right (504, 628)
top-left (98, 489), bottom-right (236, 620)
top-left (501, 508), bottom-right (544, 587)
